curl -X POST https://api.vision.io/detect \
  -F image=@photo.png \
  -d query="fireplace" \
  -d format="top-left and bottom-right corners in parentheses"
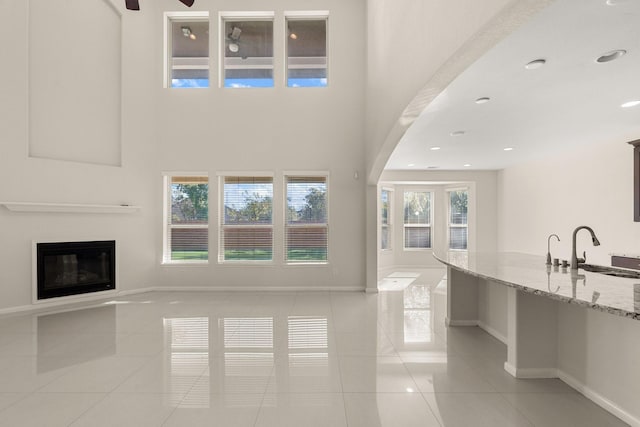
top-left (36, 240), bottom-right (116, 300)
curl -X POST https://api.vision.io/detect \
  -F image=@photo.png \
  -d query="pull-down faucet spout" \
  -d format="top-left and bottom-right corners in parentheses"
top-left (570, 226), bottom-right (601, 270)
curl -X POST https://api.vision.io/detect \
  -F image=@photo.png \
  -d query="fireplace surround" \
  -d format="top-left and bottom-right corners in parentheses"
top-left (36, 240), bottom-right (116, 301)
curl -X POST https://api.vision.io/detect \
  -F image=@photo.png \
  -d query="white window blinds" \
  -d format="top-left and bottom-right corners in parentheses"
top-left (285, 176), bottom-right (328, 263)
top-left (166, 175), bottom-right (209, 262)
top-left (403, 191), bottom-right (431, 249)
top-left (448, 190), bottom-right (468, 250)
top-left (220, 176), bottom-right (273, 261)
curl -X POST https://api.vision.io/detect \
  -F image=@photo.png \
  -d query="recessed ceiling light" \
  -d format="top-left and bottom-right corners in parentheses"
top-left (596, 49), bottom-right (626, 63)
top-left (621, 100), bottom-right (640, 108)
top-left (463, 163), bottom-right (471, 167)
top-left (430, 146), bottom-right (441, 151)
top-left (475, 97), bottom-right (490, 104)
top-left (606, 0), bottom-right (631, 5)
top-left (407, 163), bottom-right (415, 167)
top-left (525, 59), bottom-right (546, 70)
top-left (504, 147), bottom-right (514, 151)
top-left (450, 130), bottom-right (466, 137)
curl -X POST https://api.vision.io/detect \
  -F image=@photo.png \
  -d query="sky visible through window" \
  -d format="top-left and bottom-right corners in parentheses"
top-left (172, 78), bottom-right (327, 88)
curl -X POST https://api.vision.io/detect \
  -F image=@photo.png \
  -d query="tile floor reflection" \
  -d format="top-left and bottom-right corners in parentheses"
top-left (0, 269), bottom-right (630, 426)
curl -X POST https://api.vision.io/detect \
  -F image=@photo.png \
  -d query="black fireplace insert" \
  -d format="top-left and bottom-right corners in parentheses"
top-left (37, 240), bottom-right (116, 300)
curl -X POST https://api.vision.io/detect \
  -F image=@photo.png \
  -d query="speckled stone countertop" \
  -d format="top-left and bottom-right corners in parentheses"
top-left (433, 251), bottom-right (640, 321)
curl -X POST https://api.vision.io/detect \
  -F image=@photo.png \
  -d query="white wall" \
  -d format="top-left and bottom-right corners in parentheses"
top-left (0, 0), bottom-right (159, 311)
top-left (377, 170), bottom-right (498, 278)
top-left (152, 0), bottom-right (366, 290)
top-left (0, 0), bottom-right (366, 312)
top-left (497, 138), bottom-right (640, 423)
top-left (365, 0), bottom-right (515, 179)
top-left (364, 0), bottom-right (551, 289)
top-left (497, 138), bottom-right (639, 264)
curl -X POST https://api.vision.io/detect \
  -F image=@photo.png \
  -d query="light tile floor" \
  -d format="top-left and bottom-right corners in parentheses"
top-left (0, 269), bottom-right (630, 426)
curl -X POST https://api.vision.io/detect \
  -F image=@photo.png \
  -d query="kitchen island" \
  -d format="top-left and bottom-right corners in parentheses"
top-left (434, 251), bottom-right (640, 425)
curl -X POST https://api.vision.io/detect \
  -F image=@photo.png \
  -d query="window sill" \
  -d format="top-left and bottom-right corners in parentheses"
top-left (161, 260), bottom-right (209, 266)
top-left (285, 262), bottom-right (329, 266)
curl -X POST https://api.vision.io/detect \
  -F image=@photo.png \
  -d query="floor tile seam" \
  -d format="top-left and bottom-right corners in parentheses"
top-left (495, 391), bottom-right (539, 427)
top-left (252, 380), bottom-right (273, 427)
top-left (102, 354), bottom-right (166, 395)
top-left (62, 390), bottom-right (111, 427)
top-left (27, 361), bottom-right (83, 394)
top-left (402, 362), bottom-right (499, 394)
top-left (0, 391), bottom-right (33, 418)
top-left (414, 391), bottom-right (446, 427)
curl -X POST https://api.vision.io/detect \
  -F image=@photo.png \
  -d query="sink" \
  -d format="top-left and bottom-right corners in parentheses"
top-left (581, 264), bottom-right (640, 279)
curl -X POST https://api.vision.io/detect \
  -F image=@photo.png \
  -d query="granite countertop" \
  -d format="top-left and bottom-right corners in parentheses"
top-left (433, 251), bottom-right (640, 321)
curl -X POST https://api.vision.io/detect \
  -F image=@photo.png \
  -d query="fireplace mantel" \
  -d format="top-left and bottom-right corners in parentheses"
top-left (1, 202), bottom-right (140, 214)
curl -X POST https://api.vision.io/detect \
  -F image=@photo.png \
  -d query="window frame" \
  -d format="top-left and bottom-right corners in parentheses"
top-left (219, 11), bottom-right (276, 89)
top-left (284, 11), bottom-right (329, 88)
top-left (283, 172), bottom-right (329, 265)
top-left (380, 187), bottom-right (392, 251)
top-left (218, 172), bottom-right (275, 264)
top-left (402, 190), bottom-right (433, 251)
top-left (162, 172), bottom-right (209, 265)
top-left (630, 139), bottom-right (640, 222)
top-left (163, 11), bottom-right (211, 89)
top-left (446, 188), bottom-right (469, 251)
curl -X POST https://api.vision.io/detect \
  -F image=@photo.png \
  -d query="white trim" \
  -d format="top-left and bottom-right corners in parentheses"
top-left (157, 285), bottom-right (363, 292)
top-left (558, 370), bottom-right (640, 427)
top-left (219, 11), bottom-right (275, 19)
top-left (217, 171), bottom-right (274, 177)
top-left (445, 318), bottom-right (478, 327)
top-left (161, 260), bottom-right (209, 266)
top-left (503, 362), bottom-right (558, 379)
top-left (0, 286), bottom-right (368, 316)
top-left (282, 170), bottom-right (329, 177)
top-left (284, 10), bottom-right (330, 18)
top-left (162, 170), bottom-right (209, 177)
top-left (477, 320), bottom-right (507, 344)
top-left (0, 288), bottom-right (154, 317)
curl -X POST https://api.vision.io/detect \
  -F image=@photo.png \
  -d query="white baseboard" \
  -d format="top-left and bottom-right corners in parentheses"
top-left (156, 285), bottom-right (365, 292)
top-left (477, 320), bottom-right (507, 345)
top-left (0, 285), bottom-right (365, 316)
top-left (445, 318), bottom-right (478, 327)
top-left (558, 370), bottom-right (640, 427)
top-left (503, 362), bottom-right (558, 379)
top-left (0, 289), bottom-right (125, 316)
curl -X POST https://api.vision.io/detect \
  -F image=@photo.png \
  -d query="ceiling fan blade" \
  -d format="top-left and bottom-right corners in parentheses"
top-left (178, 0), bottom-right (195, 6)
top-left (125, 0), bottom-right (140, 10)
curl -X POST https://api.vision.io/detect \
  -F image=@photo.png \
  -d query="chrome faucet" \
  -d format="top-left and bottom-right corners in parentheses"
top-left (546, 234), bottom-right (560, 265)
top-left (570, 226), bottom-right (601, 270)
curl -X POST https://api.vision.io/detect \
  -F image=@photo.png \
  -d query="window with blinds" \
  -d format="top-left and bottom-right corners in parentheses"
top-left (165, 175), bottom-right (209, 262)
top-left (285, 176), bottom-right (328, 263)
top-left (381, 189), bottom-right (391, 250)
top-left (448, 189), bottom-right (468, 250)
top-left (403, 191), bottom-right (432, 249)
top-left (220, 176), bottom-right (273, 262)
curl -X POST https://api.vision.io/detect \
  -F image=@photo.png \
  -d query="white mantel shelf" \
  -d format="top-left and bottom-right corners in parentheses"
top-left (1, 202), bottom-right (140, 214)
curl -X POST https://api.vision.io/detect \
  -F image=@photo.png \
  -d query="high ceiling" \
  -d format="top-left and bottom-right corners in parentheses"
top-left (385, 0), bottom-right (640, 171)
